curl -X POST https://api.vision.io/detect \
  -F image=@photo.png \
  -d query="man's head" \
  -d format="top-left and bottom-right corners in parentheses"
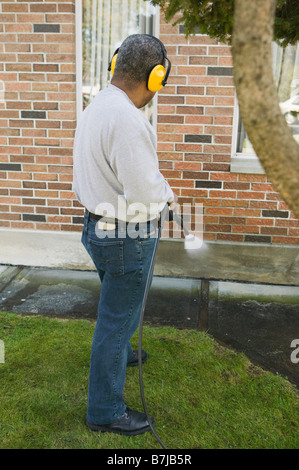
top-left (110, 34), bottom-right (169, 108)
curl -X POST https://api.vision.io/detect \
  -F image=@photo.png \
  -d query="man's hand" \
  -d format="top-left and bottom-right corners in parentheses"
top-left (168, 192), bottom-right (179, 212)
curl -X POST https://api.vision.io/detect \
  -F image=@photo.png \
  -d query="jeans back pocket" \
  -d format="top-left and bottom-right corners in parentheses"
top-left (87, 238), bottom-right (124, 277)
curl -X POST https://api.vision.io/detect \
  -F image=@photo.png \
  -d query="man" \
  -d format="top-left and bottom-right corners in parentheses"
top-left (73, 34), bottom-right (176, 436)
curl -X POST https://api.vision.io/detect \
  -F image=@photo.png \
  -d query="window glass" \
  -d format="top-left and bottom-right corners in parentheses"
top-left (82, 0), bottom-right (156, 120)
top-left (237, 42), bottom-right (299, 153)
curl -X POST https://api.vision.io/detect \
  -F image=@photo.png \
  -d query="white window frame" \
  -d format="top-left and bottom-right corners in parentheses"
top-left (231, 92), bottom-right (265, 174)
top-left (75, 0), bottom-right (159, 129)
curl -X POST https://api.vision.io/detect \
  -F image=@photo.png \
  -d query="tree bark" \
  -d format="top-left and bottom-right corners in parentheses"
top-left (232, 0), bottom-right (299, 220)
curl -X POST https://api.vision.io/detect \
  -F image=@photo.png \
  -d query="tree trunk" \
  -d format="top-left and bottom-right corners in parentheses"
top-left (232, 0), bottom-right (299, 220)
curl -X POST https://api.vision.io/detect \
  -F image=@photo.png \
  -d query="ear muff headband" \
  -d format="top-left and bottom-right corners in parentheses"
top-left (108, 36), bottom-right (171, 92)
top-left (108, 47), bottom-right (119, 76)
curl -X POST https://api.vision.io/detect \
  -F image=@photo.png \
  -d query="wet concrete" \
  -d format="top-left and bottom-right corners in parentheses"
top-left (208, 282), bottom-right (299, 387)
top-left (0, 264), bottom-right (298, 387)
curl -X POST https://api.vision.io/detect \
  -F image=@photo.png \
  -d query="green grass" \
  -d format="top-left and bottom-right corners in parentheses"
top-left (0, 311), bottom-right (298, 449)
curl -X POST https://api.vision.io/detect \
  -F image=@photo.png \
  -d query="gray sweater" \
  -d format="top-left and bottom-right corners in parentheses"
top-left (73, 84), bottom-right (174, 222)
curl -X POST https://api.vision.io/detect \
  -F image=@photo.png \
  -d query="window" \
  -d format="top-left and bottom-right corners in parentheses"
top-left (232, 42), bottom-right (299, 173)
top-left (80, 0), bottom-right (156, 121)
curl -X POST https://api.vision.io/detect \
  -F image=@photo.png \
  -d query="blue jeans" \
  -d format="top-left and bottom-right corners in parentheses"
top-left (81, 211), bottom-right (157, 424)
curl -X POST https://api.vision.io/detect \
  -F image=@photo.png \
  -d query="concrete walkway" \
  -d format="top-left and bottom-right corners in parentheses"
top-left (0, 263), bottom-right (298, 387)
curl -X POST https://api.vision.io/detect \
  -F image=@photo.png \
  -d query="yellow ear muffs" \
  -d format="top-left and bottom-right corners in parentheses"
top-left (110, 53), bottom-right (118, 76)
top-left (147, 64), bottom-right (166, 92)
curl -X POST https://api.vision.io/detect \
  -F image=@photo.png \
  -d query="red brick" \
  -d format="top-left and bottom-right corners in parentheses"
top-left (218, 233), bottom-right (244, 242)
top-left (177, 106), bottom-right (203, 115)
top-left (215, 97), bottom-right (234, 106)
top-left (35, 190), bottom-right (59, 198)
top-left (266, 193), bottom-right (284, 202)
top-left (157, 143), bottom-right (174, 152)
top-left (12, 205), bottom-right (34, 213)
top-left (10, 189), bottom-right (33, 197)
top-left (207, 87), bottom-right (234, 96)
top-left (204, 215), bottom-right (218, 224)
top-left (206, 208), bottom-right (233, 216)
top-left (167, 179), bottom-right (194, 188)
top-left (8, 172), bottom-right (31, 180)
top-left (186, 96), bottom-right (213, 106)
top-left (208, 46), bottom-right (232, 56)
top-left (239, 174), bottom-right (267, 182)
top-left (158, 115), bottom-right (184, 124)
top-left (176, 144), bottom-right (203, 152)
top-left (222, 199), bottom-right (249, 208)
top-left (276, 219), bottom-right (299, 228)
top-left (177, 86), bottom-right (205, 95)
top-left (0, 221), bottom-right (10, 228)
top-left (210, 190), bottom-right (237, 199)
top-left (186, 116), bottom-right (213, 125)
top-left (174, 162), bottom-right (202, 171)
top-left (261, 227), bottom-right (288, 235)
top-left (205, 224), bottom-right (231, 232)
top-left (33, 173), bottom-right (57, 181)
top-left (47, 199), bottom-right (72, 207)
top-left (0, 196), bottom-right (21, 204)
top-left (60, 225), bottom-right (82, 232)
top-left (11, 221), bottom-right (34, 229)
top-left (36, 207), bottom-right (59, 215)
top-left (251, 183), bottom-right (275, 191)
top-left (48, 215), bottom-right (71, 223)
top-left (220, 216), bottom-right (246, 225)
top-left (35, 223), bottom-right (60, 231)
top-left (224, 182), bottom-right (250, 190)
top-left (232, 225), bottom-right (259, 234)
top-left (188, 75), bottom-right (217, 86)
top-left (247, 218), bottom-right (274, 226)
top-left (272, 236), bottom-right (299, 244)
top-left (238, 191), bottom-right (265, 200)
top-left (250, 201), bottom-right (277, 209)
top-left (234, 209), bottom-right (261, 217)
top-left (177, 66), bottom-right (206, 75)
top-left (290, 229), bottom-right (299, 236)
top-left (30, 4), bottom-right (57, 13)
top-left (210, 172), bottom-right (237, 181)
top-left (203, 163), bottom-right (230, 171)
top-left (61, 208), bottom-right (84, 216)
top-left (1, 180), bottom-right (21, 188)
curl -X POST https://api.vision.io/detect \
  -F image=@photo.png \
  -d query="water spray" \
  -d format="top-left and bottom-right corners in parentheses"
top-left (169, 208), bottom-right (203, 250)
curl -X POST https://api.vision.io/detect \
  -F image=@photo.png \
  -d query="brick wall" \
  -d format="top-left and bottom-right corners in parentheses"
top-left (157, 17), bottom-right (299, 245)
top-left (0, 4), bottom-right (298, 245)
top-left (0, 0), bottom-right (81, 232)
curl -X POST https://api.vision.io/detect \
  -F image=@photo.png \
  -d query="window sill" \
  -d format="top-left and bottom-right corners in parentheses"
top-left (231, 154), bottom-right (265, 174)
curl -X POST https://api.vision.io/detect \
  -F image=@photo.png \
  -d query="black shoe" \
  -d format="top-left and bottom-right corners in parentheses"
top-left (86, 407), bottom-right (155, 436)
top-left (127, 349), bottom-right (148, 367)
